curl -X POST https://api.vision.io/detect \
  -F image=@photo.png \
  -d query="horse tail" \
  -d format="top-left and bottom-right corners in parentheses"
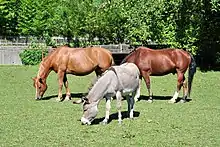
top-left (111, 55), bottom-right (115, 66)
top-left (120, 54), bottom-right (129, 64)
top-left (188, 54), bottom-right (196, 97)
top-left (120, 49), bottom-right (135, 64)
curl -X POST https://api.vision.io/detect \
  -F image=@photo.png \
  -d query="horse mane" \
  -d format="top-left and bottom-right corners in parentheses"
top-left (120, 48), bottom-right (137, 64)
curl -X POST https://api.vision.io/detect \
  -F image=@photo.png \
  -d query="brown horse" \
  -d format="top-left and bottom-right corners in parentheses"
top-left (32, 46), bottom-right (114, 101)
top-left (121, 46), bottom-right (196, 103)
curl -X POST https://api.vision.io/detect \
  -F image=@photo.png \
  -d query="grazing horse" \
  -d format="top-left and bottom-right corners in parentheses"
top-left (121, 47), bottom-right (196, 103)
top-left (78, 63), bottom-right (141, 125)
top-left (32, 46), bottom-right (114, 101)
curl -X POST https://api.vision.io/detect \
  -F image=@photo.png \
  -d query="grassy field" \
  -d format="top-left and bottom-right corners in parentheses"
top-left (0, 65), bottom-right (220, 147)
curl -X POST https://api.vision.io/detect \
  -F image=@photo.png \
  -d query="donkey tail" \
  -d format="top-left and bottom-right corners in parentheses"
top-left (188, 54), bottom-right (196, 97)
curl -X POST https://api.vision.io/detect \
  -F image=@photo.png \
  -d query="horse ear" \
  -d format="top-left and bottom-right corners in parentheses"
top-left (32, 77), bottom-right (36, 81)
top-left (39, 78), bottom-right (43, 84)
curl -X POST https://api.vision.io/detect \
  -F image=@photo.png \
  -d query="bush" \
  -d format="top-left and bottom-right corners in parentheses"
top-left (19, 43), bottom-right (48, 65)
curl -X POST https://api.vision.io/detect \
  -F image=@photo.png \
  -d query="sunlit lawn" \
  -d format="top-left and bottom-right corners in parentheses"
top-left (0, 65), bottom-right (220, 146)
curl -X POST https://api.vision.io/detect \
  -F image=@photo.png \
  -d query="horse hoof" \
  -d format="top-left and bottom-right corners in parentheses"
top-left (168, 100), bottom-right (176, 104)
top-left (180, 99), bottom-right (186, 103)
top-left (64, 98), bottom-right (71, 101)
top-left (65, 95), bottom-right (71, 101)
top-left (147, 99), bottom-right (153, 103)
top-left (56, 98), bottom-right (63, 102)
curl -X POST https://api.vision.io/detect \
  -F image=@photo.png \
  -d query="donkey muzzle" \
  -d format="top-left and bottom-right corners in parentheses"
top-left (81, 117), bottom-right (91, 125)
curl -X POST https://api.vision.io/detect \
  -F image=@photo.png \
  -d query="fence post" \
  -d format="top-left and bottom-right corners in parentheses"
top-left (119, 43), bottom-right (122, 53)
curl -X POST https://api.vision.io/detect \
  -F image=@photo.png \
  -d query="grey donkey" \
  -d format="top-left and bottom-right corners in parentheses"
top-left (77, 63), bottom-right (141, 125)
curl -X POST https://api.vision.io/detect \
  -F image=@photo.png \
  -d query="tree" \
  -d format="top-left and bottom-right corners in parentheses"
top-left (0, 0), bottom-right (20, 36)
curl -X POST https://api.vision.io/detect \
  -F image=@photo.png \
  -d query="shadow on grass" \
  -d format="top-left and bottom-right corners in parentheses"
top-left (91, 111), bottom-right (140, 125)
top-left (41, 92), bottom-right (86, 100)
top-left (138, 95), bottom-right (172, 101)
top-left (137, 95), bottom-right (192, 103)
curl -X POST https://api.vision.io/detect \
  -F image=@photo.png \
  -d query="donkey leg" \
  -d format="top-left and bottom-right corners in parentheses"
top-left (63, 74), bottom-right (71, 101)
top-left (126, 95), bottom-right (131, 118)
top-left (56, 71), bottom-right (65, 102)
top-left (142, 72), bottom-right (153, 103)
top-left (169, 72), bottom-right (184, 103)
top-left (102, 97), bottom-right (111, 125)
top-left (116, 91), bottom-right (123, 124)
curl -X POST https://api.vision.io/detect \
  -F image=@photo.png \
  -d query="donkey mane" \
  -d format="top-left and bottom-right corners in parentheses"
top-left (87, 69), bottom-right (110, 93)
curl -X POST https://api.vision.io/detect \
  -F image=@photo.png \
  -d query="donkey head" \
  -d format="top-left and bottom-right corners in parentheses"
top-left (81, 96), bottom-right (98, 125)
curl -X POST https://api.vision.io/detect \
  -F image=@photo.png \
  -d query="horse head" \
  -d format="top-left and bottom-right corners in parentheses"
top-left (32, 77), bottom-right (47, 100)
top-left (81, 96), bottom-right (98, 125)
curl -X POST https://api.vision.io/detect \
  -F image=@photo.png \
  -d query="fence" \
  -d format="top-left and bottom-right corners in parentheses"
top-left (0, 44), bottom-right (133, 65)
top-left (0, 36), bottom-right (169, 65)
top-left (0, 46), bottom-right (26, 65)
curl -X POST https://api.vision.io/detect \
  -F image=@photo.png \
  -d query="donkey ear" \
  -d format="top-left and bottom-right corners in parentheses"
top-left (82, 96), bottom-right (90, 104)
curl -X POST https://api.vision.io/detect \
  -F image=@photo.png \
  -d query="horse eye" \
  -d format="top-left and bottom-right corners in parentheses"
top-left (39, 86), bottom-right (41, 89)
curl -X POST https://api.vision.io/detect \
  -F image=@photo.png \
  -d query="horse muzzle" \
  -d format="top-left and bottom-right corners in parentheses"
top-left (81, 117), bottom-right (91, 125)
top-left (35, 96), bottom-right (42, 100)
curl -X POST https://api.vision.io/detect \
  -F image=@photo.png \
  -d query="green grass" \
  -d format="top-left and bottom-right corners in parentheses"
top-left (0, 65), bottom-right (220, 146)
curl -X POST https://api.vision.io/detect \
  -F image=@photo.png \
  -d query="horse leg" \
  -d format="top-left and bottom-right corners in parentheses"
top-left (57, 71), bottom-right (65, 102)
top-left (63, 74), bottom-right (71, 101)
top-left (101, 96), bottom-right (111, 125)
top-left (169, 72), bottom-right (184, 103)
top-left (116, 91), bottom-right (123, 124)
top-left (134, 79), bottom-right (141, 102)
top-left (142, 72), bottom-right (153, 103)
top-left (129, 91), bottom-right (136, 119)
top-left (180, 77), bottom-right (188, 103)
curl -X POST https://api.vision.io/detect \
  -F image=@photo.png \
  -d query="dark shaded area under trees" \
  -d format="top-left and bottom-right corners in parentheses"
top-left (0, 0), bottom-right (219, 70)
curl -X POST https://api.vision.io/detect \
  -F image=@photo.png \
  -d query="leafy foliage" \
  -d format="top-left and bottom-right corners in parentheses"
top-left (19, 43), bottom-right (48, 65)
top-left (1, 0), bottom-right (220, 68)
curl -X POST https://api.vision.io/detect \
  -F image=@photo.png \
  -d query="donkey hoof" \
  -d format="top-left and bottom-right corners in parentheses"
top-left (100, 120), bottom-right (108, 125)
top-left (100, 121), bottom-right (107, 125)
top-left (118, 120), bottom-right (122, 124)
top-left (130, 117), bottom-right (134, 120)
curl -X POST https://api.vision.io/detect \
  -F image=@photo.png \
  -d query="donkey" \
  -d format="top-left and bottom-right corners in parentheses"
top-left (77, 63), bottom-right (141, 125)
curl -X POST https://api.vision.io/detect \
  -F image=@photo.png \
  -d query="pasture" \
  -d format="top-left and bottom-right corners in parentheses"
top-left (0, 65), bottom-right (220, 146)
